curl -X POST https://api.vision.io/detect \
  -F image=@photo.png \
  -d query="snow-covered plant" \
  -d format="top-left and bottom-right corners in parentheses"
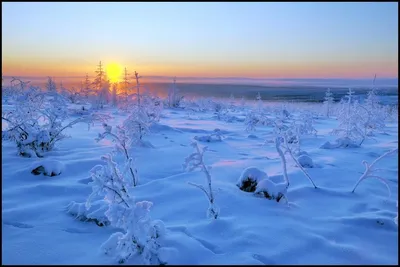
top-left (80, 73), bottom-right (94, 101)
top-left (92, 61), bottom-right (109, 109)
top-left (63, 86), bottom-right (81, 104)
top-left (46, 77), bottom-right (57, 92)
top-left (2, 87), bottom-right (110, 157)
top-left (111, 83), bottom-right (118, 107)
top-left (255, 92), bottom-right (262, 112)
top-left (167, 77), bottom-right (183, 108)
top-left (183, 141), bottom-right (219, 219)
top-left (96, 122), bottom-right (139, 186)
top-left (274, 127), bottom-right (318, 189)
top-left (244, 110), bottom-right (272, 132)
top-left (236, 167), bottom-right (268, 192)
top-left (331, 89), bottom-right (365, 147)
top-left (290, 111), bottom-right (317, 138)
top-left (323, 88), bottom-right (334, 118)
top-left (351, 148), bottom-right (398, 196)
top-left (141, 94), bottom-right (163, 124)
top-left (87, 154), bottom-right (166, 264)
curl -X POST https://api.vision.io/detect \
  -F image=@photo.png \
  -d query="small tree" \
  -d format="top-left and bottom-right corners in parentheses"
top-left (323, 88), bottom-right (334, 118)
top-left (96, 122), bottom-right (139, 186)
top-left (167, 76), bottom-right (183, 108)
top-left (183, 141), bottom-right (219, 219)
top-left (86, 154), bottom-right (166, 264)
top-left (256, 92), bottom-right (262, 112)
top-left (93, 61), bottom-right (109, 109)
top-left (111, 83), bottom-right (118, 107)
top-left (46, 77), bottom-right (57, 92)
top-left (134, 71), bottom-right (141, 107)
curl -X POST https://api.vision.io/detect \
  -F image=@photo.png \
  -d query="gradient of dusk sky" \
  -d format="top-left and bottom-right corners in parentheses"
top-left (2, 2), bottom-right (398, 79)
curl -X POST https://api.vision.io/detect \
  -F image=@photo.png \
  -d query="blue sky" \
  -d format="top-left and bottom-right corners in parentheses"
top-left (2, 2), bottom-right (398, 79)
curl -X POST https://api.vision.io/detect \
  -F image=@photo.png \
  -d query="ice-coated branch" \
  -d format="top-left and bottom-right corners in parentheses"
top-left (184, 141), bottom-right (218, 219)
top-left (283, 134), bottom-right (317, 189)
top-left (351, 148), bottom-right (398, 195)
top-left (275, 137), bottom-right (290, 189)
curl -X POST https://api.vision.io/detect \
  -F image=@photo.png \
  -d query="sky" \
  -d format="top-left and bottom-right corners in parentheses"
top-left (2, 2), bottom-right (398, 82)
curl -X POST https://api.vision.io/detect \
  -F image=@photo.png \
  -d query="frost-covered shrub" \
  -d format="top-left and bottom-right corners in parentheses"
top-left (167, 77), bottom-right (184, 108)
top-left (2, 87), bottom-right (109, 157)
top-left (30, 159), bottom-right (65, 176)
top-left (323, 88), bottom-right (334, 118)
top-left (236, 167), bottom-right (268, 192)
top-left (96, 122), bottom-right (139, 186)
top-left (87, 154), bottom-right (166, 264)
top-left (244, 110), bottom-right (272, 132)
top-left (331, 89), bottom-right (365, 146)
top-left (291, 112), bottom-right (317, 137)
top-left (275, 134), bottom-right (317, 189)
top-left (254, 179), bottom-right (287, 202)
top-left (183, 141), bottom-right (219, 219)
top-left (351, 148), bottom-right (398, 196)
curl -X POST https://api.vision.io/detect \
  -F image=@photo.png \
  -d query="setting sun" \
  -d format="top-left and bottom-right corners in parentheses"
top-left (106, 63), bottom-right (123, 83)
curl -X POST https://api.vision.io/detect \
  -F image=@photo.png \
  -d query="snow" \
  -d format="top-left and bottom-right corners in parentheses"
top-left (254, 178), bottom-right (287, 201)
top-left (236, 167), bottom-right (269, 192)
top-left (297, 154), bottom-right (314, 168)
top-left (30, 159), bottom-right (65, 176)
top-left (2, 103), bottom-right (398, 265)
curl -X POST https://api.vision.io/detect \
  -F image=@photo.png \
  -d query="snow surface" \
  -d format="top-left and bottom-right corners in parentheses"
top-left (2, 104), bottom-right (398, 264)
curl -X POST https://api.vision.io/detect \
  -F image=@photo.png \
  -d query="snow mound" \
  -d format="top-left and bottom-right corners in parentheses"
top-left (320, 137), bottom-right (360, 149)
top-left (66, 200), bottom-right (109, 226)
top-left (254, 179), bottom-right (287, 202)
top-left (236, 167), bottom-right (268, 192)
top-left (247, 134), bottom-right (258, 139)
top-left (30, 160), bottom-right (65, 176)
top-left (297, 154), bottom-right (314, 168)
top-left (194, 129), bottom-right (223, 143)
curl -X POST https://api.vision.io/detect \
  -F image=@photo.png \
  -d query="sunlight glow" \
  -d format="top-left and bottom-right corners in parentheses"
top-left (106, 63), bottom-right (123, 83)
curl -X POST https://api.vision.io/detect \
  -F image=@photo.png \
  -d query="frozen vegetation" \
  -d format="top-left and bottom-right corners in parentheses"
top-left (2, 72), bottom-right (398, 264)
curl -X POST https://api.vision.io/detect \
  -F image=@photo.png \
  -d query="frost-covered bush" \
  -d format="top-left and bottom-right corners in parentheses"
top-left (254, 179), bottom-right (287, 202)
top-left (96, 122), bottom-right (139, 186)
top-left (323, 88), bottom-right (334, 118)
top-left (183, 141), bottom-right (219, 219)
top-left (291, 111), bottom-right (317, 137)
top-left (2, 86), bottom-right (109, 157)
top-left (236, 167), bottom-right (268, 192)
top-left (87, 154), bottom-right (166, 264)
top-left (244, 110), bottom-right (272, 132)
top-left (167, 77), bottom-right (184, 108)
top-left (274, 133), bottom-right (317, 189)
top-left (30, 159), bottom-right (65, 176)
top-left (351, 148), bottom-right (397, 196)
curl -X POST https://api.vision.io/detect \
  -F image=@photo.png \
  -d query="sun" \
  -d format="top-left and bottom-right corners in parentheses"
top-left (106, 63), bottom-right (123, 83)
